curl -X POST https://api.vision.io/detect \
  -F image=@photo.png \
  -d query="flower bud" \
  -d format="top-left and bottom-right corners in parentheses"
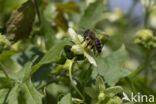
top-left (98, 92), bottom-right (105, 101)
top-left (135, 29), bottom-right (156, 49)
top-left (135, 29), bottom-right (153, 41)
top-left (63, 59), bottom-right (73, 70)
top-left (0, 34), bottom-right (11, 51)
top-left (108, 8), bottom-right (122, 22)
top-left (107, 96), bottom-right (122, 104)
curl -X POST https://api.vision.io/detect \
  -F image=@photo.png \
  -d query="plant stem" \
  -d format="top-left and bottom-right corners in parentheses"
top-left (144, 7), bottom-right (149, 29)
top-left (0, 63), bottom-right (9, 80)
top-left (131, 2), bottom-right (151, 78)
top-left (130, 50), bottom-right (150, 78)
top-left (125, 77), bottom-right (136, 92)
top-left (83, 64), bottom-right (92, 93)
top-left (143, 3), bottom-right (151, 81)
top-left (32, 0), bottom-right (41, 25)
top-left (144, 50), bottom-right (150, 83)
top-left (69, 59), bottom-right (85, 101)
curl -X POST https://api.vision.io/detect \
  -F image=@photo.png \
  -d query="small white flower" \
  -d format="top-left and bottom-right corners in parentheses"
top-left (56, 31), bottom-right (65, 39)
top-left (77, 35), bottom-right (84, 42)
top-left (71, 45), bottom-right (83, 55)
top-left (141, 0), bottom-right (155, 7)
top-left (98, 92), bottom-right (105, 101)
top-left (68, 28), bottom-right (97, 67)
top-left (149, 16), bottom-right (156, 29)
top-left (84, 51), bottom-right (97, 67)
top-left (68, 28), bottom-right (80, 44)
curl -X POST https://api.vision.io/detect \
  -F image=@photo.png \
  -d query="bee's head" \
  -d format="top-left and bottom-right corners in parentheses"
top-left (83, 29), bottom-right (90, 38)
top-left (83, 29), bottom-right (96, 40)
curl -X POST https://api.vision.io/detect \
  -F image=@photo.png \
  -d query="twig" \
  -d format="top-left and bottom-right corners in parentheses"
top-left (130, 50), bottom-right (150, 78)
top-left (69, 58), bottom-right (85, 101)
top-left (31, 0), bottom-right (41, 25)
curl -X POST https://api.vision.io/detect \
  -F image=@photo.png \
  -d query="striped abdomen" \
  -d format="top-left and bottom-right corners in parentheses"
top-left (95, 38), bottom-right (102, 53)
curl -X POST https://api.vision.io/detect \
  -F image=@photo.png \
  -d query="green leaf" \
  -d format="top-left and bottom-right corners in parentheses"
top-left (105, 86), bottom-right (123, 97)
top-left (24, 80), bottom-right (43, 104)
top-left (6, 0), bottom-right (35, 41)
top-left (0, 77), bottom-right (13, 89)
top-left (84, 87), bottom-right (97, 98)
top-left (0, 89), bottom-right (9, 104)
top-left (6, 79), bottom-right (43, 104)
top-left (40, 14), bottom-right (56, 47)
top-left (55, 1), bottom-right (80, 13)
top-left (18, 61), bottom-right (33, 82)
top-left (77, 0), bottom-right (105, 32)
top-left (7, 84), bottom-right (19, 104)
top-left (92, 45), bottom-right (130, 86)
top-left (0, 60), bottom-right (43, 104)
top-left (0, 50), bottom-right (21, 72)
top-left (54, 11), bottom-right (68, 31)
top-left (7, 60), bottom-right (33, 82)
top-left (96, 76), bottom-right (105, 91)
top-left (0, 34), bottom-right (11, 51)
top-left (54, 1), bottom-right (80, 31)
top-left (46, 83), bottom-right (69, 97)
top-left (39, 40), bottom-right (72, 64)
top-left (7, 80), bottom-right (43, 104)
top-left (58, 93), bottom-right (72, 104)
top-left (31, 40), bottom-right (72, 74)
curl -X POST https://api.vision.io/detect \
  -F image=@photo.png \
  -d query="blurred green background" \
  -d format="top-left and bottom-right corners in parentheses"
top-left (0, 0), bottom-right (156, 104)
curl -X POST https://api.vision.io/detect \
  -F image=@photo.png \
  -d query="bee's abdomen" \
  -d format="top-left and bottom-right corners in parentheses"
top-left (95, 38), bottom-right (102, 53)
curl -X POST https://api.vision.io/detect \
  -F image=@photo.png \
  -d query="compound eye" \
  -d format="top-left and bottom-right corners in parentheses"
top-left (84, 30), bottom-right (90, 37)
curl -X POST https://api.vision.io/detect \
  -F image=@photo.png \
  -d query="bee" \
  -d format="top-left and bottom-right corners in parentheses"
top-left (82, 29), bottom-right (102, 53)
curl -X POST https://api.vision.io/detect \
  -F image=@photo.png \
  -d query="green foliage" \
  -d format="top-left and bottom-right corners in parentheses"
top-left (77, 0), bottom-right (106, 32)
top-left (92, 45), bottom-right (130, 86)
top-left (39, 40), bottom-right (72, 64)
top-left (54, 1), bottom-right (80, 31)
top-left (6, 0), bottom-right (36, 41)
top-left (0, 61), bottom-right (43, 104)
top-left (0, 34), bottom-right (11, 51)
top-left (55, 1), bottom-right (80, 13)
top-left (135, 29), bottom-right (156, 49)
top-left (32, 39), bottom-right (72, 74)
top-left (0, 0), bottom-right (156, 104)
top-left (58, 93), bottom-right (72, 104)
top-left (85, 76), bottom-right (123, 104)
top-left (107, 96), bottom-right (122, 104)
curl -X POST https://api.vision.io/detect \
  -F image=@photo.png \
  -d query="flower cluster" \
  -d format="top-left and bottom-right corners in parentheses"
top-left (85, 76), bottom-right (123, 104)
top-left (68, 28), bottom-right (97, 66)
top-left (135, 29), bottom-right (156, 49)
top-left (0, 33), bottom-right (11, 51)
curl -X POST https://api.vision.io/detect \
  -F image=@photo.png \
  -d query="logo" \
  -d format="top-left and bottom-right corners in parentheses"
top-left (122, 92), bottom-right (155, 103)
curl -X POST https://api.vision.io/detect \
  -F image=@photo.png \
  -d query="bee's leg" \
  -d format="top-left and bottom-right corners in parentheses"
top-left (93, 47), bottom-right (96, 55)
top-left (81, 39), bottom-right (85, 44)
top-left (91, 45), bottom-right (96, 54)
top-left (86, 40), bottom-right (92, 48)
top-left (91, 45), bottom-right (94, 49)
